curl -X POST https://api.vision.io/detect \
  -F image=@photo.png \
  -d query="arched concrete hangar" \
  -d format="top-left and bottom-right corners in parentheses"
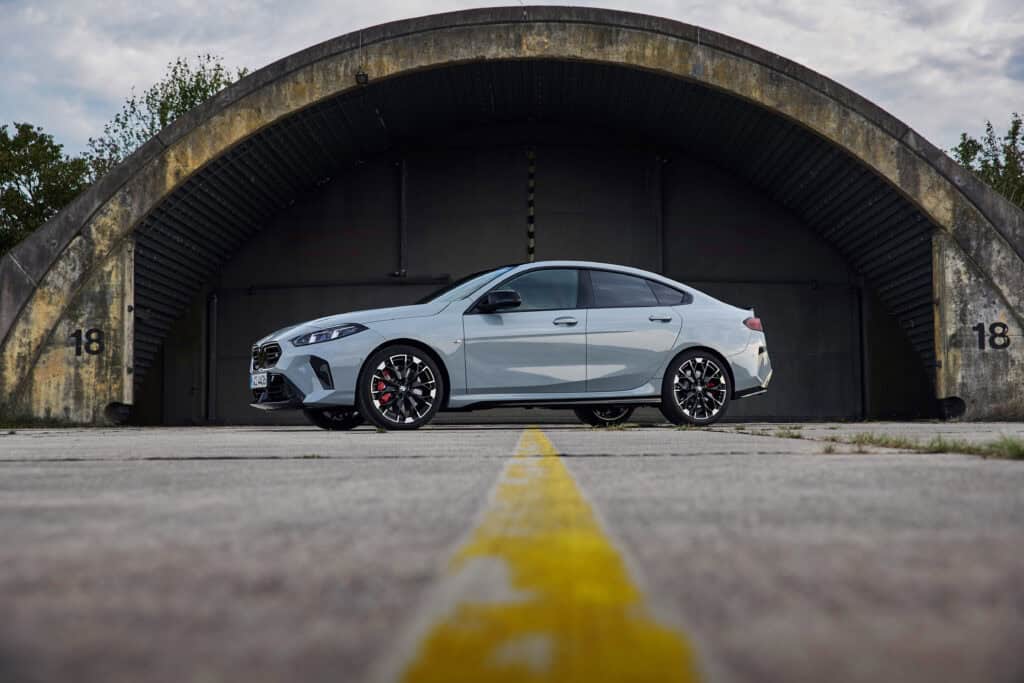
top-left (1, 6), bottom-right (1023, 425)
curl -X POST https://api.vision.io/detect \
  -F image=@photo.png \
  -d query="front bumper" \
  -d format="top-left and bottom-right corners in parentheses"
top-left (250, 373), bottom-right (305, 410)
top-left (248, 328), bottom-right (384, 411)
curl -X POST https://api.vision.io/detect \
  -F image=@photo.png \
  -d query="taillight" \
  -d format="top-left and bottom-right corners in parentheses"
top-left (744, 317), bottom-right (763, 332)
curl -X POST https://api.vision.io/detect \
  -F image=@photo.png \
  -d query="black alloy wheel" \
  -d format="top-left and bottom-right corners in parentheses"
top-left (357, 345), bottom-right (443, 430)
top-left (303, 407), bottom-right (364, 431)
top-left (660, 350), bottom-right (731, 426)
top-left (574, 405), bottom-right (635, 427)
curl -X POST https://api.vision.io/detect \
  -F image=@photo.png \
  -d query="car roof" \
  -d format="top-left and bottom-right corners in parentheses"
top-left (508, 260), bottom-right (686, 289)
top-left (466, 261), bottom-right (744, 311)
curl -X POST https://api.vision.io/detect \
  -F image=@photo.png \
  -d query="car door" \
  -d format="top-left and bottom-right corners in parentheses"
top-left (463, 268), bottom-right (587, 394)
top-left (585, 269), bottom-right (683, 392)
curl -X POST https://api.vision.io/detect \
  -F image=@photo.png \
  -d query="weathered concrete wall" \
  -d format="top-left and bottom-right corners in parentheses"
top-left (1, 239), bottom-right (133, 423)
top-left (934, 233), bottom-right (1024, 418)
top-left (1, 7), bottom-right (1022, 422)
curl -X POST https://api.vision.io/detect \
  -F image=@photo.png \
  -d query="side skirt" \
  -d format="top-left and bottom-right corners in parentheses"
top-left (444, 397), bottom-right (661, 412)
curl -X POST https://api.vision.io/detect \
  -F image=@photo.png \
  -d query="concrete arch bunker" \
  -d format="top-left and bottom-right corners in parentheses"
top-left (2, 6), bottom-right (1023, 423)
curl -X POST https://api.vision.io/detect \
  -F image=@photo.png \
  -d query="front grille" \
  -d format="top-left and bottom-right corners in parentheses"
top-left (251, 342), bottom-right (283, 370)
top-left (263, 343), bottom-right (282, 366)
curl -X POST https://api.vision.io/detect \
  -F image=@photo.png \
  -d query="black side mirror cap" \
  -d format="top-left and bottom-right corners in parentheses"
top-left (478, 289), bottom-right (522, 313)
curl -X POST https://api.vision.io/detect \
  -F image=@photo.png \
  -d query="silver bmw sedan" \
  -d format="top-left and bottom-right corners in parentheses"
top-left (249, 261), bottom-right (772, 430)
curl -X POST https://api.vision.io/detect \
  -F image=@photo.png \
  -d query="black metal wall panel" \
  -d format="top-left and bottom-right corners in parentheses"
top-left (405, 146), bottom-right (527, 275)
top-left (533, 145), bottom-right (661, 269)
top-left (662, 157), bottom-right (865, 418)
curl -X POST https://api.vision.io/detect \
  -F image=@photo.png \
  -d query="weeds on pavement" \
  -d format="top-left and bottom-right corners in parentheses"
top-left (820, 431), bottom-right (1024, 460)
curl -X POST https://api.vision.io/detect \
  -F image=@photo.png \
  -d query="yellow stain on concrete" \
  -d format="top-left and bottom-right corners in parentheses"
top-left (400, 428), bottom-right (699, 683)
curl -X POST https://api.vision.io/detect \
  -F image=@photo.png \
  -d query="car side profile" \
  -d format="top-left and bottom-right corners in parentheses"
top-left (249, 261), bottom-right (772, 430)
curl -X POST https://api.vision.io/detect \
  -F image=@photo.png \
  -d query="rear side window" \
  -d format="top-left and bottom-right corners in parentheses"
top-left (590, 270), bottom-right (658, 308)
top-left (500, 268), bottom-right (580, 311)
top-left (648, 280), bottom-right (689, 305)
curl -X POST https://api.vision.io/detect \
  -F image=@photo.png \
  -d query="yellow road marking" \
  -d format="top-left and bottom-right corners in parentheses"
top-left (399, 427), bottom-right (700, 683)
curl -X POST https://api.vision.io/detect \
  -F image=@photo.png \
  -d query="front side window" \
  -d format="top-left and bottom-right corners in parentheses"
top-left (589, 270), bottom-right (659, 308)
top-left (499, 268), bottom-right (580, 311)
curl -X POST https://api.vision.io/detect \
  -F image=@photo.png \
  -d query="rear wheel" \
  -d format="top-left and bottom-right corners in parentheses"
top-left (660, 350), bottom-right (731, 426)
top-left (574, 405), bottom-right (635, 427)
top-left (357, 345), bottom-right (444, 430)
top-left (303, 407), bottom-right (363, 431)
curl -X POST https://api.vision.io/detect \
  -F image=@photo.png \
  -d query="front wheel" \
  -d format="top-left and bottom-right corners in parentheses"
top-left (659, 350), bottom-right (731, 426)
top-left (304, 407), bottom-right (364, 431)
top-left (574, 405), bottom-right (635, 427)
top-left (357, 345), bottom-right (444, 430)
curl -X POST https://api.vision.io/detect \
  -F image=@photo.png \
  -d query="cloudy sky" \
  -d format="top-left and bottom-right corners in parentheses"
top-left (1, 0), bottom-right (1021, 156)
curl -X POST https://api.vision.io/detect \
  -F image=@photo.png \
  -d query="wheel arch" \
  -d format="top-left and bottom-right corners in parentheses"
top-left (666, 345), bottom-right (737, 398)
top-left (358, 338), bottom-right (453, 409)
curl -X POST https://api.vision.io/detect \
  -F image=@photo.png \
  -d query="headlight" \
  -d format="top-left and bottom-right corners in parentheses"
top-left (291, 323), bottom-right (367, 347)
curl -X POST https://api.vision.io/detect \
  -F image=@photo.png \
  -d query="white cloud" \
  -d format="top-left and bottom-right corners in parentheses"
top-left (1, 0), bottom-right (1021, 155)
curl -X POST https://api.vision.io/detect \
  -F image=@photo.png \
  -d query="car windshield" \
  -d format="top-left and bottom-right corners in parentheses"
top-left (415, 265), bottom-right (516, 304)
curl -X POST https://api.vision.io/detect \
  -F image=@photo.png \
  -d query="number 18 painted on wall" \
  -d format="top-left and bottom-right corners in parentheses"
top-left (69, 328), bottom-right (105, 356)
top-left (972, 322), bottom-right (1010, 350)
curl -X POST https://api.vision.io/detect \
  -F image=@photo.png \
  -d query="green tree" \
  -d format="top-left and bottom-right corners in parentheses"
top-left (85, 54), bottom-right (248, 179)
top-left (951, 113), bottom-right (1024, 208)
top-left (1, 123), bottom-right (90, 255)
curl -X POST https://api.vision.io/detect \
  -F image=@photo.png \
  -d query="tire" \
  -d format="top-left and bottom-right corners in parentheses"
top-left (357, 345), bottom-right (444, 430)
top-left (303, 407), bottom-right (364, 431)
top-left (659, 350), bottom-right (731, 426)
top-left (574, 405), bottom-right (635, 427)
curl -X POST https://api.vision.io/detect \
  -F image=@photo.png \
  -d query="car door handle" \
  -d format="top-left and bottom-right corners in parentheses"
top-left (649, 314), bottom-right (673, 322)
top-left (553, 316), bottom-right (578, 326)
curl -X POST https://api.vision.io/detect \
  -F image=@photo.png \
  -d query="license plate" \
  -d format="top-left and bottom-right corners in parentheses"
top-left (250, 372), bottom-right (268, 389)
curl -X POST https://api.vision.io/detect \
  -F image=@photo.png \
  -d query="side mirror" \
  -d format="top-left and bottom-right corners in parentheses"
top-left (478, 289), bottom-right (522, 313)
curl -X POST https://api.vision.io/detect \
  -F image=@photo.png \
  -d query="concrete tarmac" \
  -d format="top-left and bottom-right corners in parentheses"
top-left (1, 423), bottom-right (1022, 682)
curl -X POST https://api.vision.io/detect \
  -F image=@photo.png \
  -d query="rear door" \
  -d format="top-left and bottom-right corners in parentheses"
top-left (585, 270), bottom-right (683, 392)
top-left (463, 268), bottom-right (587, 394)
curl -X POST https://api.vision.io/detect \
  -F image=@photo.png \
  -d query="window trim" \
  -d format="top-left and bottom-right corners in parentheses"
top-left (584, 268), bottom-right (692, 309)
top-left (465, 266), bottom-right (585, 315)
top-left (646, 277), bottom-right (693, 306)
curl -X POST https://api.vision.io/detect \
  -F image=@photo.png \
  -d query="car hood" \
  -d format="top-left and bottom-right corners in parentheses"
top-left (257, 301), bottom-right (449, 345)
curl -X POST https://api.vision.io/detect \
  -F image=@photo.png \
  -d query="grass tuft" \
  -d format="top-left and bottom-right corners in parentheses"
top-left (774, 428), bottom-right (803, 439)
top-left (987, 436), bottom-right (1024, 460)
top-left (596, 423), bottom-right (634, 431)
top-left (819, 432), bottom-right (1024, 460)
top-left (821, 443), bottom-right (836, 454)
top-left (921, 434), bottom-right (1024, 459)
top-left (846, 432), bottom-right (919, 450)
